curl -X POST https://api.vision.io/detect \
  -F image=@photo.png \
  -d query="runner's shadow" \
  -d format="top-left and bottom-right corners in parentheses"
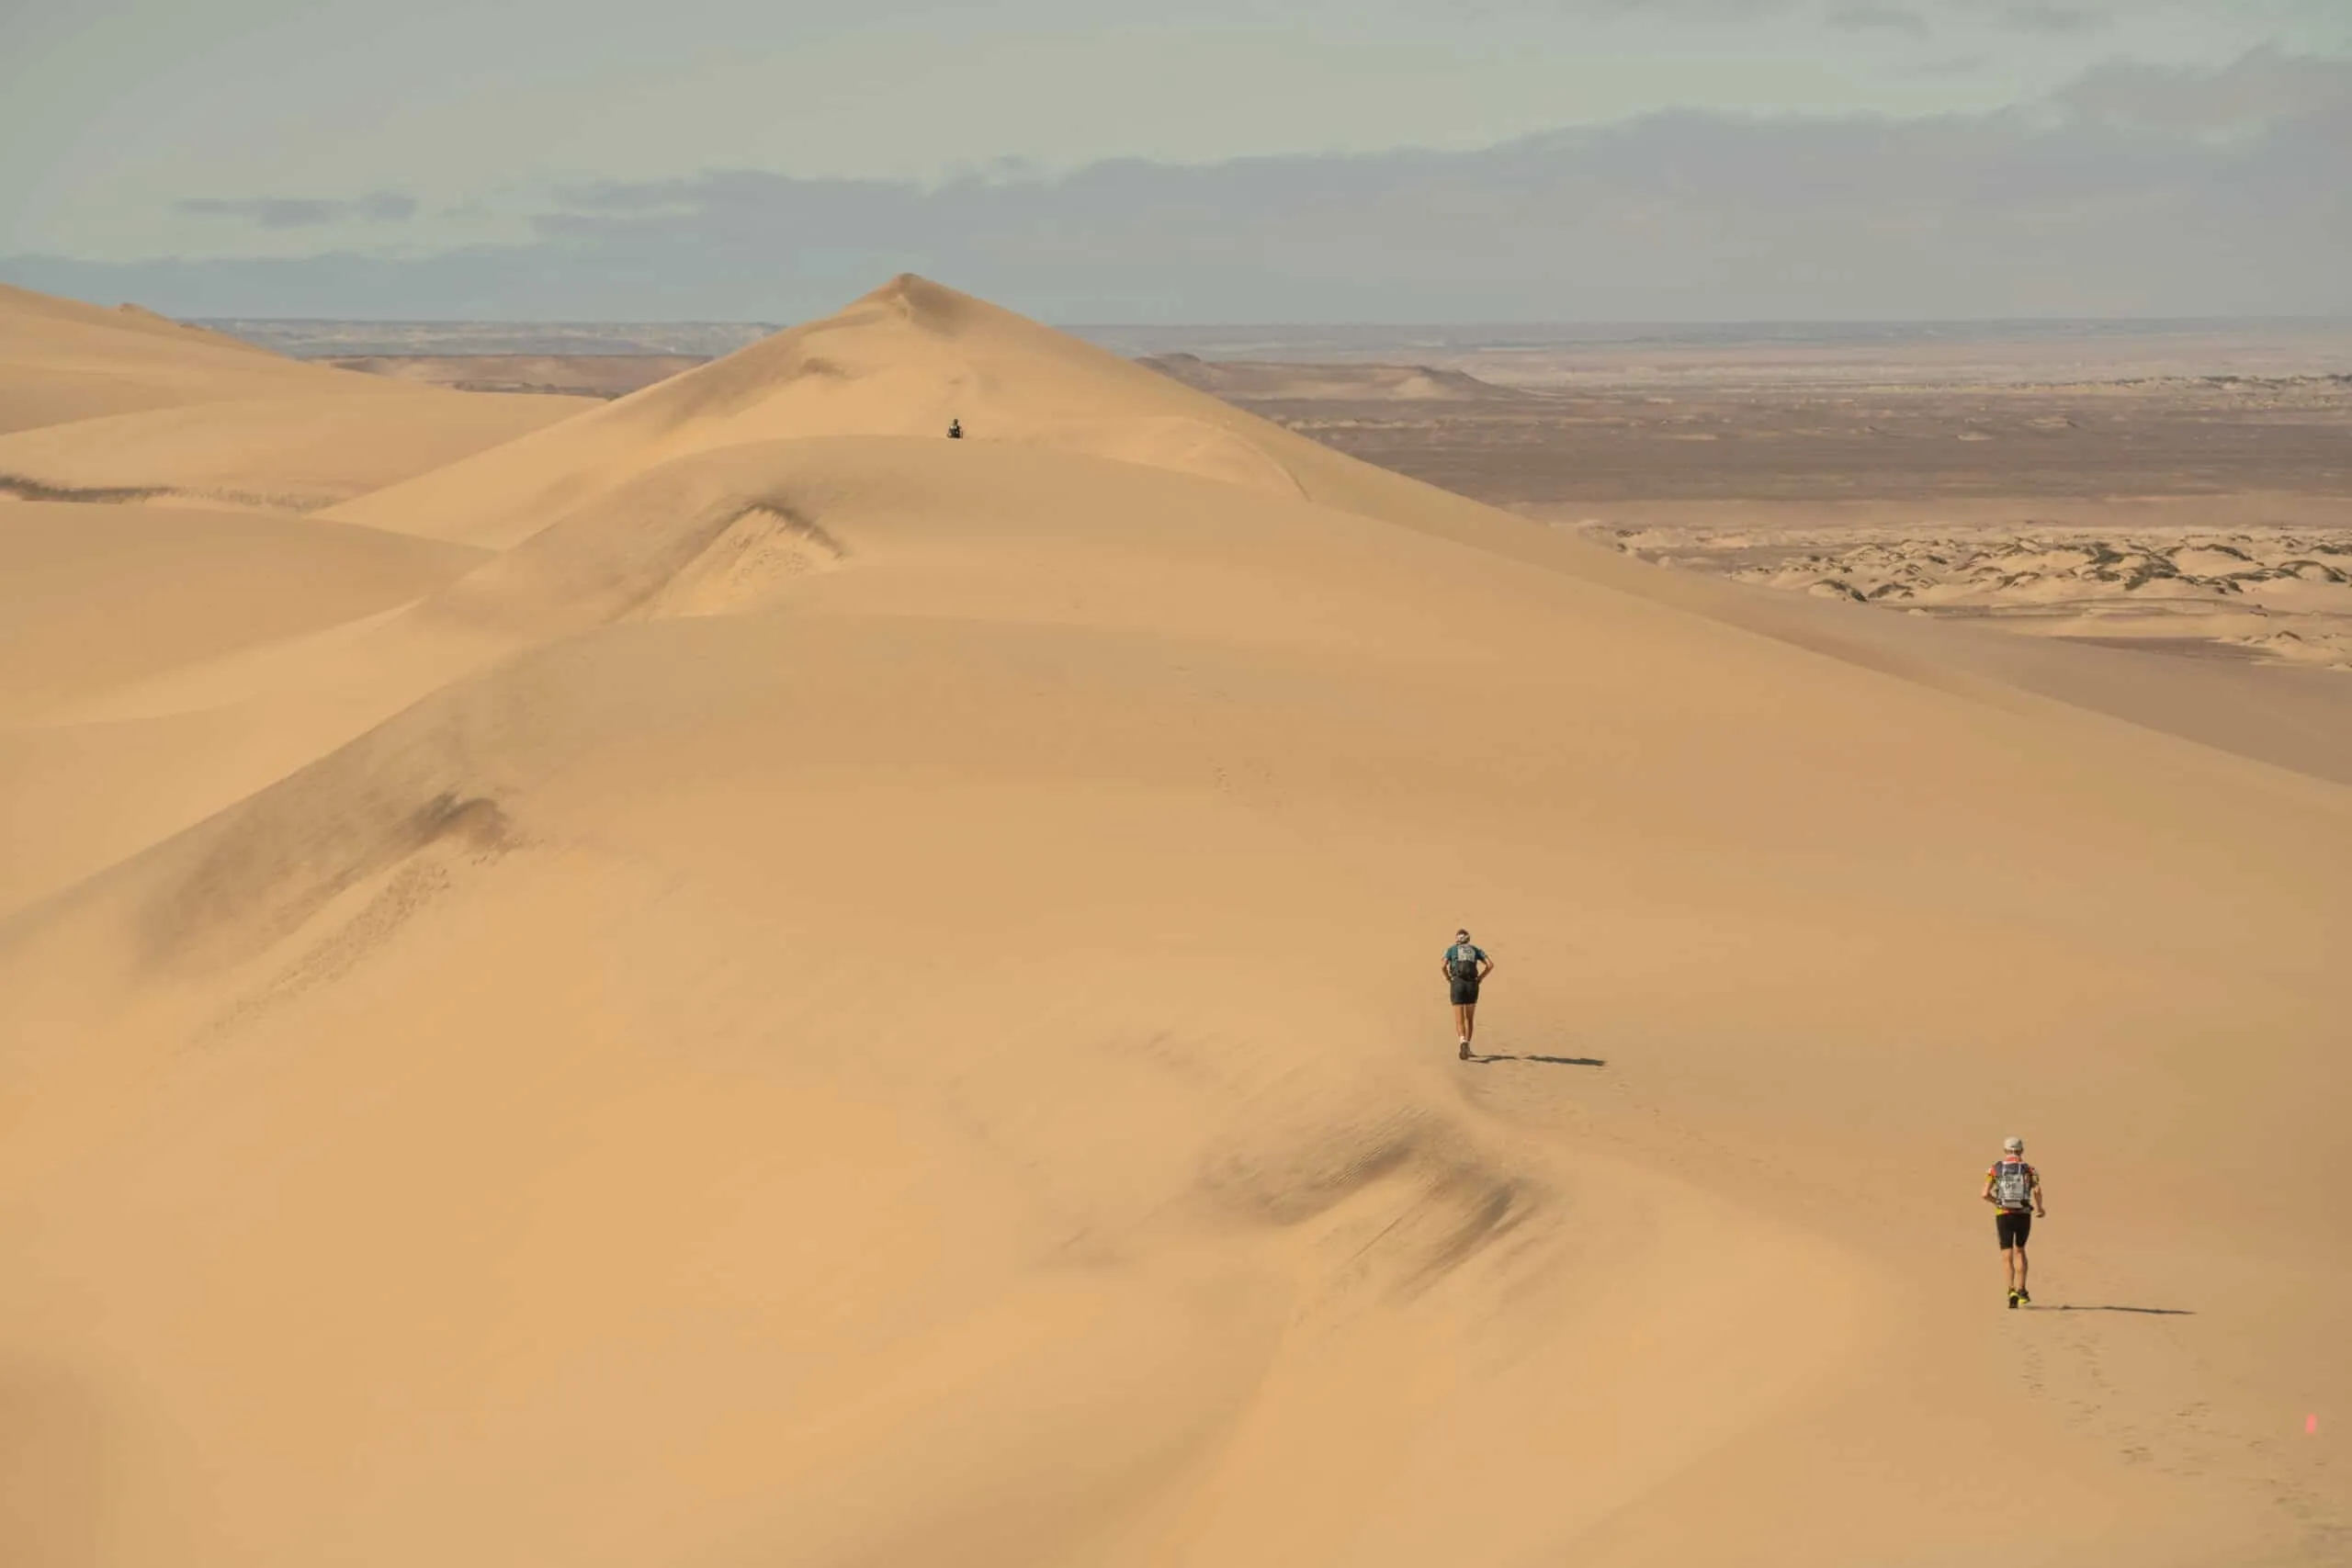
top-left (2035, 1304), bottom-right (2196, 1315)
top-left (1470, 1053), bottom-right (1605, 1067)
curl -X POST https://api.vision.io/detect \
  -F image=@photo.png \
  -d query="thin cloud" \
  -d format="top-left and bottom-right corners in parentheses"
top-left (175, 197), bottom-right (342, 230)
top-left (2055, 44), bottom-right (2352, 131)
top-left (174, 191), bottom-right (418, 229)
top-left (2000, 4), bottom-right (2109, 32)
top-left (550, 180), bottom-right (703, 214)
top-left (1827, 6), bottom-right (1931, 38)
top-left (1570, 0), bottom-right (1803, 14)
top-left (353, 191), bottom-right (420, 222)
top-left (1904, 53), bottom-right (1991, 77)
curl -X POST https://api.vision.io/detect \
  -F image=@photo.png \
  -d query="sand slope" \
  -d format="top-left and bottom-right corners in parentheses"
top-left (1, 279), bottom-right (2346, 1567)
top-left (0, 284), bottom-right (345, 435)
top-left (0, 391), bottom-right (594, 513)
top-left (0, 501), bottom-right (483, 719)
top-left (0, 500), bottom-right (492, 916)
top-left (0, 285), bottom-right (594, 506)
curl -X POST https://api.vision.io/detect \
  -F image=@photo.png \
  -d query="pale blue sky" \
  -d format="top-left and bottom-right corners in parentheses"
top-left (2, 0), bottom-right (2346, 317)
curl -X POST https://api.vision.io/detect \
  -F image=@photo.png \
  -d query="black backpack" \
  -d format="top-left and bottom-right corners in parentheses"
top-left (1446, 946), bottom-right (1481, 983)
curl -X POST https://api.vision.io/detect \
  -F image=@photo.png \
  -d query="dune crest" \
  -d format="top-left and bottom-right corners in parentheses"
top-left (326, 274), bottom-right (1329, 547)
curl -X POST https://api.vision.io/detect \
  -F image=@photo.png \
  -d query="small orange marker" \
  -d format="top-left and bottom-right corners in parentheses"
top-left (2308, 1415), bottom-right (2320, 1436)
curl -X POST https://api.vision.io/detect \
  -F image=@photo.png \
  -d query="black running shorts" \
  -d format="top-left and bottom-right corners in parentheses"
top-left (1996, 1211), bottom-right (2032, 1249)
top-left (1450, 979), bottom-right (1480, 1006)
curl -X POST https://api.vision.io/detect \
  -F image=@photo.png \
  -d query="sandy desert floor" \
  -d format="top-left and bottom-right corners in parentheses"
top-left (2, 280), bottom-right (2346, 1567)
top-left (1148, 355), bottom-right (2352, 684)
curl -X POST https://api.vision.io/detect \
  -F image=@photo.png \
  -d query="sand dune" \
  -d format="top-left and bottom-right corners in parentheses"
top-left (323, 276), bottom-right (1442, 547)
top-left (0, 284), bottom-right (350, 435)
top-left (0, 499), bottom-right (492, 914)
top-left (1, 277), bottom-right (2346, 1566)
top-left (0, 391), bottom-right (595, 513)
top-left (0, 501), bottom-right (483, 719)
top-left (0, 286), bottom-right (594, 507)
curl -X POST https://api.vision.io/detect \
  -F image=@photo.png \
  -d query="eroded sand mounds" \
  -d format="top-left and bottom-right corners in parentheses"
top-left (1599, 524), bottom-right (2352, 668)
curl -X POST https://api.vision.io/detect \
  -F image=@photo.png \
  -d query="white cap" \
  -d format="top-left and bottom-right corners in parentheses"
top-left (2003, 1136), bottom-right (2025, 1154)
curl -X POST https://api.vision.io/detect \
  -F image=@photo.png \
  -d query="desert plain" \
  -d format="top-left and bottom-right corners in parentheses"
top-left (1, 279), bottom-right (2346, 1566)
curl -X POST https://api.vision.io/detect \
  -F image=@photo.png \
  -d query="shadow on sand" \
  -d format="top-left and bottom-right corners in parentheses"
top-left (2034, 1304), bottom-right (2196, 1316)
top-left (1468, 1052), bottom-right (1605, 1068)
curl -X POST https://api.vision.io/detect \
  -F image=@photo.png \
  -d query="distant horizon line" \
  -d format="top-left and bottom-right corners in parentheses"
top-left (190, 314), bottom-right (2352, 330)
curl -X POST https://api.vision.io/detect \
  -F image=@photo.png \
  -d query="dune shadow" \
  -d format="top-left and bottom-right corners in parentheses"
top-left (1468, 1053), bottom-right (1605, 1068)
top-left (2036, 1304), bottom-right (2196, 1315)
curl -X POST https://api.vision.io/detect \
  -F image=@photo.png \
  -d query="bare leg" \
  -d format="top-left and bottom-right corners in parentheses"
top-left (2003, 1243), bottom-right (2020, 1293)
top-left (2014, 1245), bottom-right (2029, 1296)
top-left (1453, 1004), bottom-right (1470, 1046)
top-left (1462, 1001), bottom-right (1476, 1048)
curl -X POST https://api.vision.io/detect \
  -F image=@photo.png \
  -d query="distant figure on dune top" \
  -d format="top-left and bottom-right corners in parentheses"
top-left (1442, 929), bottom-right (1494, 1060)
top-left (946, 417), bottom-right (963, 439)
top-left (1984, 1136), bottom-right (2048, 1308)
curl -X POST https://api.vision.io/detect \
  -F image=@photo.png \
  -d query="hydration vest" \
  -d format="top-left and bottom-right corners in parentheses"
top-left (1446, 946), bottom-right (1481, 983)
top-left (1992, 1158), bottom-right (2034, 1209)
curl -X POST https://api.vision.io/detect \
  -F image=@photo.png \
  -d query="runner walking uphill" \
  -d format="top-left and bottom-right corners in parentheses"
top-left (1442, 930), bottom-right (1494, 1060)
top-left (1983, 1137), bottom-right (2047, 1308)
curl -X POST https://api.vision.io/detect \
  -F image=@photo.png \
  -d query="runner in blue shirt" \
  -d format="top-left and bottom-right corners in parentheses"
top-left (1441, 929), bottom-right (1495, 1060)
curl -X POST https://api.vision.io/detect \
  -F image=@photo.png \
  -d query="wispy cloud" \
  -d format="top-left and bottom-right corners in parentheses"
top-left (2054, 44), bottom-right (2352, 131)
top-left (1999, 4), bottom-right (2109, 33)
top-left (1826, 6), bottom-right (1931, 38)
top-left (548, 180), bottom-right (704, 215)
top-left (1903, 53), bottom-right (1990, 77)
top-left (175, 191), bottom-right (419, 229)
top-left (1568, 0), bottom-right (1804, 15)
